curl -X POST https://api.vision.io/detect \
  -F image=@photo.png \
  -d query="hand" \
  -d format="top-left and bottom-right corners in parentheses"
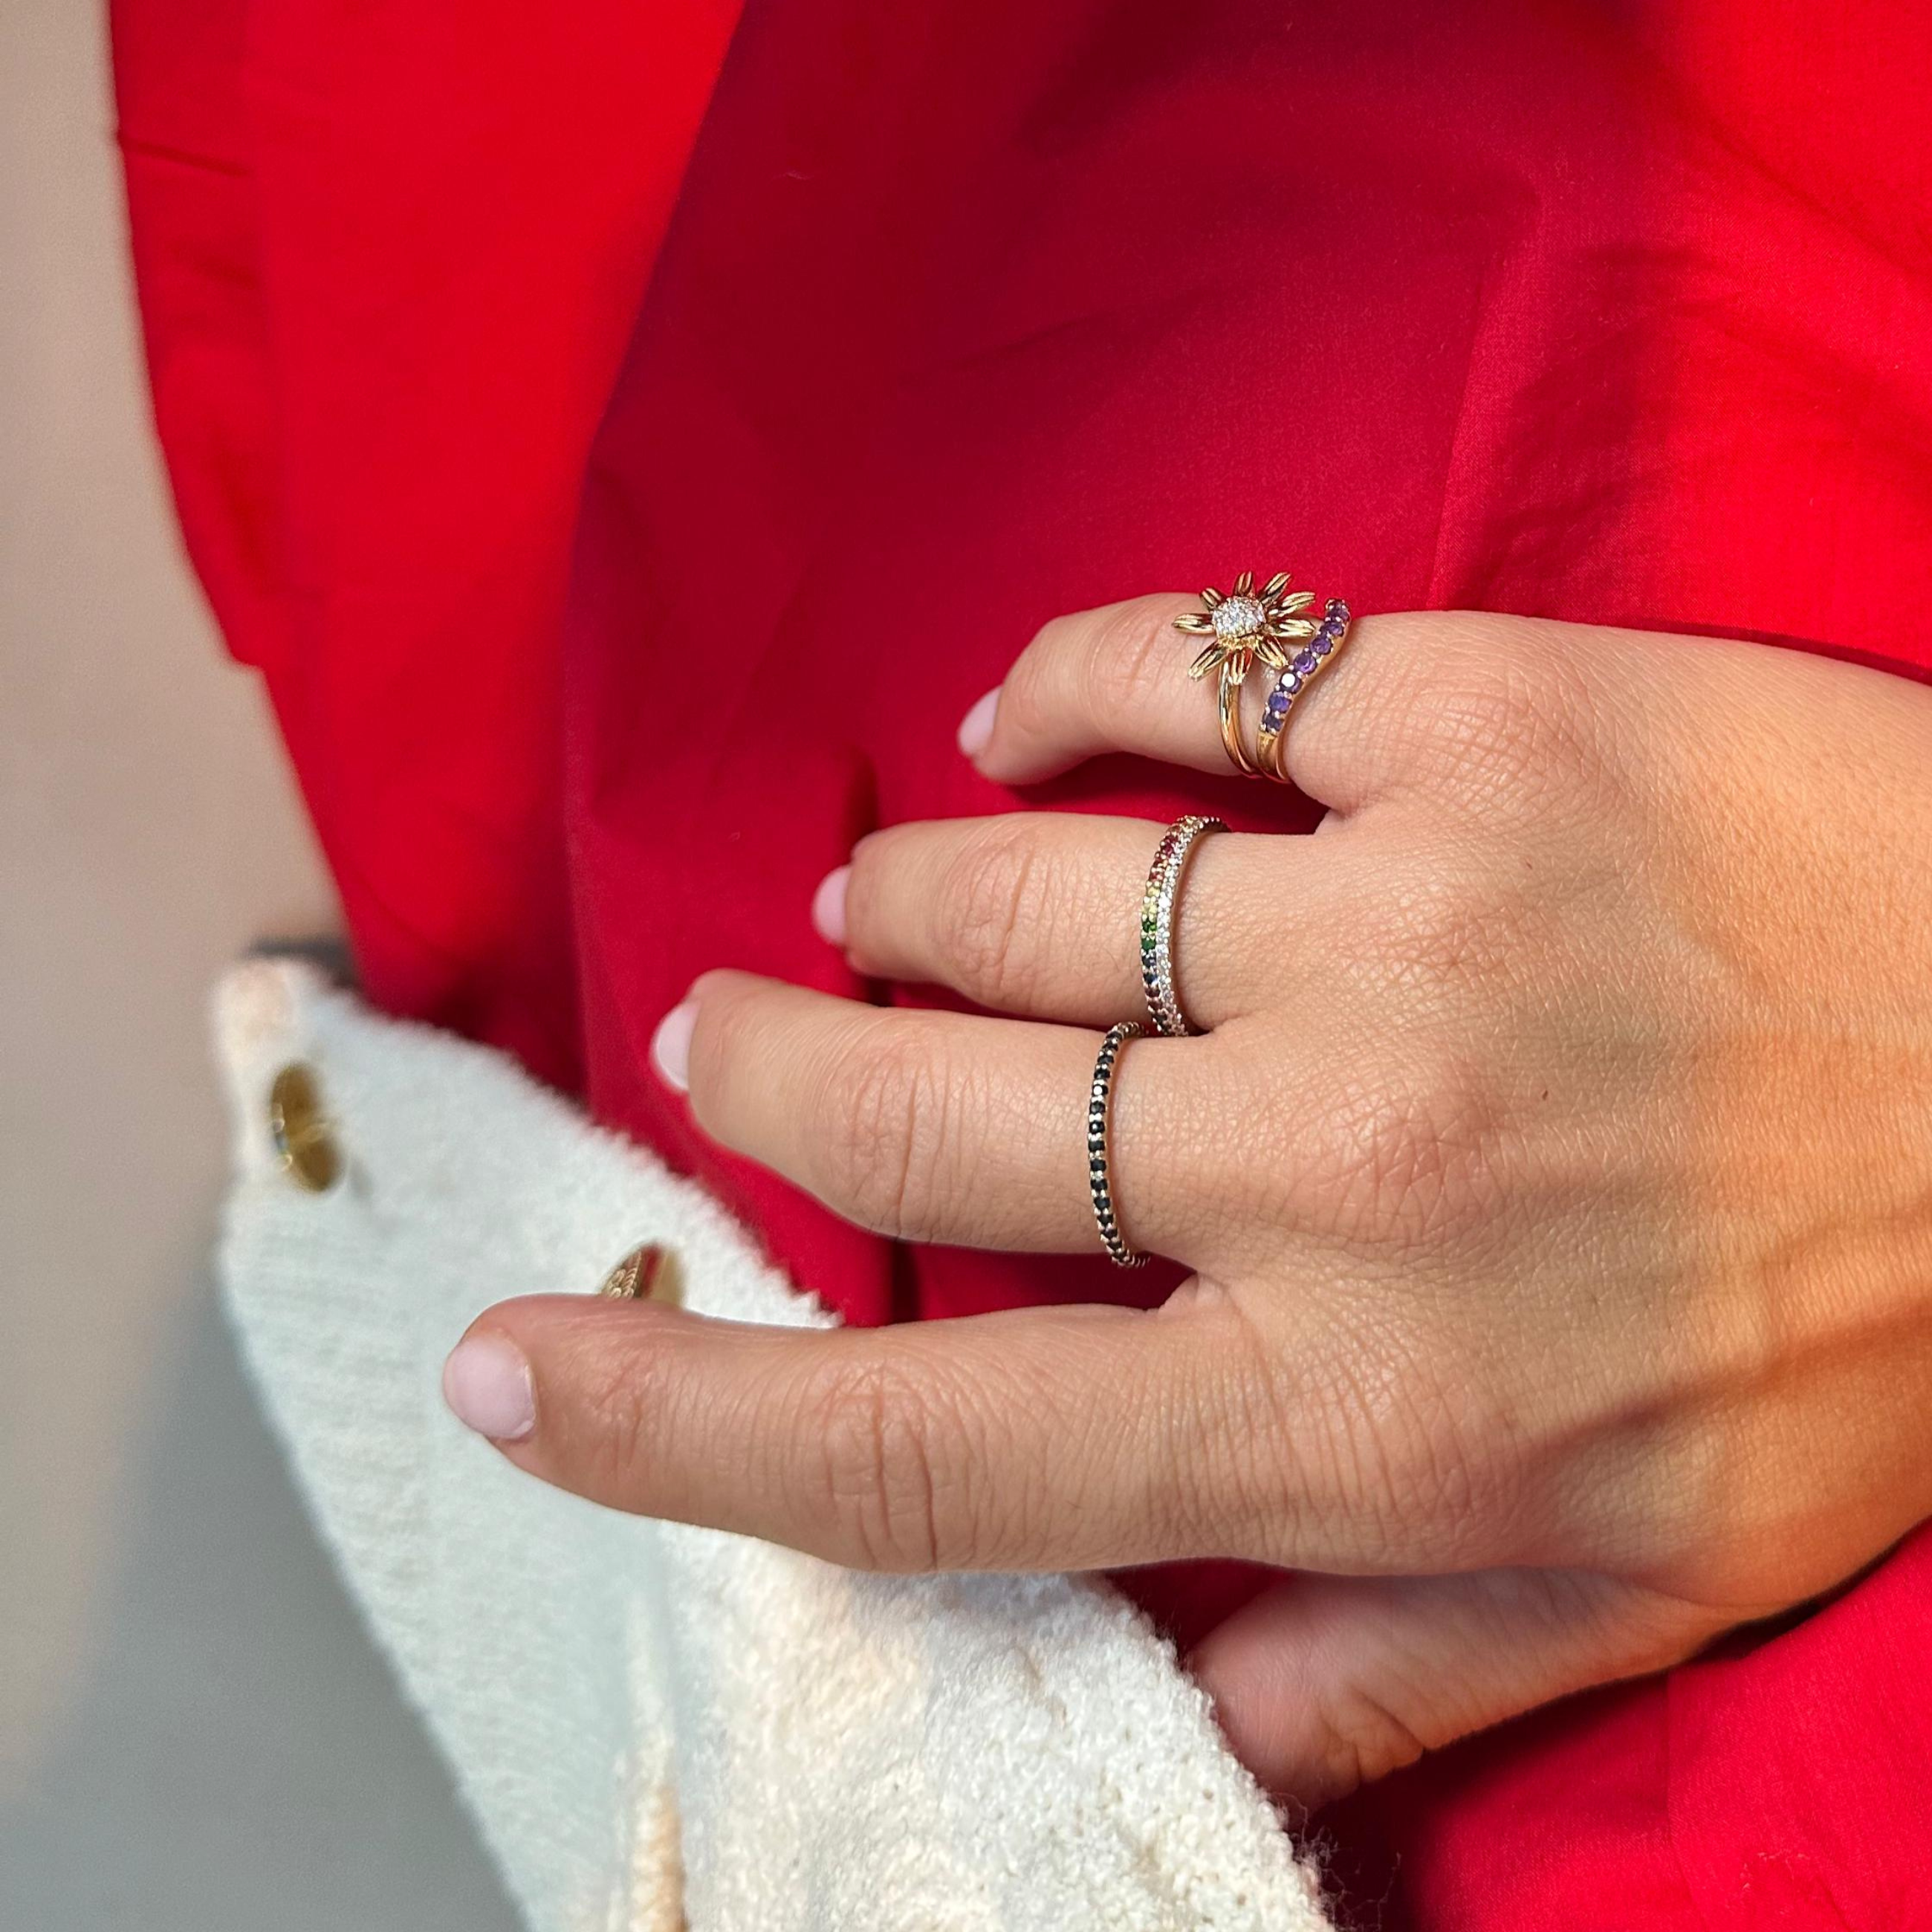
top-left (444, 602), bottom-right (1932, 1803)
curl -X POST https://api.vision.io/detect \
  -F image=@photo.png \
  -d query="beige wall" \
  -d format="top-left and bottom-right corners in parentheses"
top-left (1, 4), bottom-right (515, 1925)
top-left (1, 8), bottom-right (334, 1779)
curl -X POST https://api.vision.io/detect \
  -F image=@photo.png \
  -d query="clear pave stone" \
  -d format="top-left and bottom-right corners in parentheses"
top-left (1210, 594), bottom-right (1266, 641)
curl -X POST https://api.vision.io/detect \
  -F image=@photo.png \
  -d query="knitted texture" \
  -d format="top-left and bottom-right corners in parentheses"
top-left (211, 958), bottom-right (1331, 1932)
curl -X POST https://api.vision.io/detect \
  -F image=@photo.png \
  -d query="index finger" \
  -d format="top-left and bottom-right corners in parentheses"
top-left (444, 1293), bottom-right (1284, 1573)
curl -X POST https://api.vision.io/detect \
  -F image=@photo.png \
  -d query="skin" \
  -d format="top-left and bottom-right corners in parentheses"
top-left (447, 603), bottom-right (1932, 1804)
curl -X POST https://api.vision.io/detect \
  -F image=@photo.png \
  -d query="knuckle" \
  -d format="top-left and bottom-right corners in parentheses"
top-left (1003, 596), bottom-right (1176, 743)
top-left (804, 1354), bottom-right (963, 1571)
top-left (1407, 625), bottom-right (1618, 808)
top-left (1294, 1050), bottom-right (1509, 1253)
top-left (810, 1024), bottom-right (965, 1239)
top-left (1368, 869), bottom-right (1532, 999)
top-left (1092, 597), bottom-right (1181, 717)
top-left (937, 820), bottom-right (1051, 1007)
top-left (559, 1312), bottom-right (683, 1502)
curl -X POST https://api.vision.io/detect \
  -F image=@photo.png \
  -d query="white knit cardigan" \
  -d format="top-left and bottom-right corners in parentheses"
top-left (212, 957), bottom-right (1333, 1932)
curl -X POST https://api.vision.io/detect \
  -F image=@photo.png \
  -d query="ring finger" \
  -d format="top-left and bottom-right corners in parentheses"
top-left (824, 813), bottom-right (1303, 1030)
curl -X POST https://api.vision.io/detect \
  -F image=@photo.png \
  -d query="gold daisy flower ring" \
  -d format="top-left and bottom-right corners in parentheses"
top-left (1173, 571), bottom-right (1317, 779)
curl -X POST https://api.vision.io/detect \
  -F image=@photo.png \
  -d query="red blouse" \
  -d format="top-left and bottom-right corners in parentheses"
top-left (116, 0), bottom-right (1932, 1922)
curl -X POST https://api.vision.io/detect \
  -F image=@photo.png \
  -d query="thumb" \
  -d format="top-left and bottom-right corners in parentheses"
top-left (441, 1292), bottom-right (1268, 1573)
top-left (1188, 1567), bottom-right (1722, 1807)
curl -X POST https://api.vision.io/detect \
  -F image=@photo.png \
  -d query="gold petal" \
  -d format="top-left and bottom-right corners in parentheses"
top-left (1256, 638), bottom-right (1289, 670)
top-left (1280, 617), bottom-right (1317, 639)
top-left (1234, 569), bottom-right (1254, 594)
top-left (1201, 586), bottom-right (1223, 608)
top-left (1187, 642), bottom-right (1225, 679)
top-left (1260, 571), bottom-right (1291, 599)
top-left (1174, 613), bottom-right (1216, 635)
top-left (1283, 590), bottom-right (1315, 612)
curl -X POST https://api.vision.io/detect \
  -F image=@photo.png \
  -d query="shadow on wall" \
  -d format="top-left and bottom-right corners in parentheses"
top-left (0, 1280), bottom-right (519, 1932)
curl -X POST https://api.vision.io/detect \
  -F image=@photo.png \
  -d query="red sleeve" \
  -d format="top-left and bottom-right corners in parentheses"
top-left (112, 0), bottom-right (740, 1086)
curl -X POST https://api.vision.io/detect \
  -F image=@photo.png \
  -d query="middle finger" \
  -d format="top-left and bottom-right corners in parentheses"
top-left (670, 969), bottom-right (1225, 1262)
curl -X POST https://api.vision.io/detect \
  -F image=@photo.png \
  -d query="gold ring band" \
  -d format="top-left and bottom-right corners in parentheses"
top-left (1174, 571), bottom-right (1318, 781)
top-left (1217, 663), bottom-right (1260, 777)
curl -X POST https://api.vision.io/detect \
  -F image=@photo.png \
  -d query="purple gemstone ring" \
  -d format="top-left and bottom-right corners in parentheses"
top-left (1256, 597), bottom-right (1352, 781)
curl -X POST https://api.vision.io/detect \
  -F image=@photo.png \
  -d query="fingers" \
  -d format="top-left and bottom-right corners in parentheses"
top-left (1190, 1569), bottom-right (1720, 1806)
top-left (663, 969), bottom-right (1220, 1261)
top-left (445, 1292), bottom-right (1291, 1573)
top-left (828, 812), bottom-right (1281, 1030)
top-left (968, 596), bottom-right (1582, 818)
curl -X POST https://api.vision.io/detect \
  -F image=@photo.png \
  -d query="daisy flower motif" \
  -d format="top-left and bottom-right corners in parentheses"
top-left (1173, 571), bottom-right (1317, 681)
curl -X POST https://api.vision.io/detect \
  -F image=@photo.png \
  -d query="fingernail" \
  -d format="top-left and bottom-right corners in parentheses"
top-left (652, 1000), bottom-right (696, 1092)
top-left (811, 864), bottom-right (850, 946)
top-left (441, 1332), bottom-right (535, 1442)
top-left (957, 687), bottom-right (1000, 759)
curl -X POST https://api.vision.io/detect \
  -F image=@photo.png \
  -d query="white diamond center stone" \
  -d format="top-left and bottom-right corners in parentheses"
top-left (1210, 594), bottom-right (1266, 641)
